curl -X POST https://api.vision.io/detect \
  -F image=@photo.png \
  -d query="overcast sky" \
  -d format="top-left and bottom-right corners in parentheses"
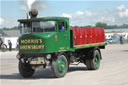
top-left (0, 0), bottom-right (128, 28)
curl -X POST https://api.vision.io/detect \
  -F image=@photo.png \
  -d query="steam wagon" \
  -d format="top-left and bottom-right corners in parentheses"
top-left (17, 10), bottom-right (107, 78)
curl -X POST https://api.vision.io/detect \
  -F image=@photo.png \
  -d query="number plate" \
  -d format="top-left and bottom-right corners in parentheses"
top-left (30, 57), bottom-right (45, 64)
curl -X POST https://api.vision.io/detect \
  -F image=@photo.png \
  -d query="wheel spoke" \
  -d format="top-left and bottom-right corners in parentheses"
top-left (56, 56), bottom-right (67, 75)
top-left (95, 55), bottom-right (100, 68)
top-left (57, 59), bottom-right (66, 73)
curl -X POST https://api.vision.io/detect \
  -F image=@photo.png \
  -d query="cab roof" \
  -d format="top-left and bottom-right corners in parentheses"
top-left (18, 17), bottom-right (69, 23)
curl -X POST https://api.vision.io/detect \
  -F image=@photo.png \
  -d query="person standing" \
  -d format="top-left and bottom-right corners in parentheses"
top-left (0, 37), bottom-right (3, 45)
top-left (120, 35), bottom-right (123, 44)
top-left (8, 40), bottom-right (12, 51)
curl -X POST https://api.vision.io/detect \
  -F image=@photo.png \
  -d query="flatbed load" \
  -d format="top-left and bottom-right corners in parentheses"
top-left (70, 27), bottom-right (105, 45)
top-left (17, 9), bottom-right (107, 78)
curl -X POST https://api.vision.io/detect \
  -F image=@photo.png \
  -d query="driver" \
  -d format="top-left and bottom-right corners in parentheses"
top-left (59, 22), bottom-right (65, 32)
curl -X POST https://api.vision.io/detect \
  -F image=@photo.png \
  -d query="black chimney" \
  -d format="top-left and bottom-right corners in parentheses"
top-left (29, 9), bottom-right (38, 18)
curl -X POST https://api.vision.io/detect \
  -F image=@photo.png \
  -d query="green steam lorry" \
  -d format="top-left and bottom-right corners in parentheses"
top-left (17, 10), bottom-right (107, 78)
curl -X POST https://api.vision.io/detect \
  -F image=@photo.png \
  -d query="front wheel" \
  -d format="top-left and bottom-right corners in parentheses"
top-left (85, 49), bottom-right (101, 70)
top-left (18, 61), bottom-right (35, 78)
top-left (51, 54), bottom-right (68, 78)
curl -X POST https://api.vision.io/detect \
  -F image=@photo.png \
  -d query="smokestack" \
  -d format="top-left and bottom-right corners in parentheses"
top-left (29, 9), bottom-right (38, 18)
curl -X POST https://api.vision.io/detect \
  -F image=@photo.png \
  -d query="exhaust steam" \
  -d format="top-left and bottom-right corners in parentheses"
top-left (22, 0), bottom-right (47, 18)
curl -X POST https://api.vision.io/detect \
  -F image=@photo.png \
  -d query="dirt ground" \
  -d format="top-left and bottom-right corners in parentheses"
top-left (0, 44), bottom-right (128, 85)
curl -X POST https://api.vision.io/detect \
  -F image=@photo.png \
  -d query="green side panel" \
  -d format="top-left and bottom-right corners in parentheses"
top-left (19, 32), bottom-right (71, 54)
top-left (19, 33), bottom-right (55, 54)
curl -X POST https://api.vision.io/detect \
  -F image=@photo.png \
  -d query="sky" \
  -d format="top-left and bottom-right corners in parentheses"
top-left (0, 0), bottom-right (128, 28)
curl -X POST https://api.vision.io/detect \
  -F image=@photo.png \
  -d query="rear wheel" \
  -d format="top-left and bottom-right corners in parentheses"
top-left (85, 49), bottom-right (101, 70)
top-left (19, 61), bottom-right (35, 78)
top-left (51, 54), bottom-right (68, 78)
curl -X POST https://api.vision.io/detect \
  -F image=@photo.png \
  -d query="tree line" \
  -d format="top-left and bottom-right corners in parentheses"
top-left (0, 22), bottom-right (128, 30)
top-left (0, 26), bottom-right (18, 30)
top-left (72, 22), bottom-right (128, 29)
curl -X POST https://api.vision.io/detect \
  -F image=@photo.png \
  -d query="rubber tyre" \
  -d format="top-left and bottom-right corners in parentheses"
top-left (86, 49), bottom-right (101, 70)
top-left (1, 44), bottom-right (7, 52)
top-left (51, 54), bottom-right (68, 78)
top-left (18, 61), bottom-right (35, 78)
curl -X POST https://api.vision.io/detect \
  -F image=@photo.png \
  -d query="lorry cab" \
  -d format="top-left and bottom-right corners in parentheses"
top-left (18, 17), bottom-right (71, 54)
